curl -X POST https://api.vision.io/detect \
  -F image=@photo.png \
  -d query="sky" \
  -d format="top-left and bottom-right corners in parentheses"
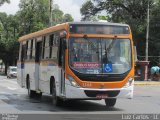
top-left (0, 0), bottom-right (86, 21)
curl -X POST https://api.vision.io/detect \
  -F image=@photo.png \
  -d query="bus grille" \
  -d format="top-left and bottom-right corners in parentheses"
top-left (84, 90), bottom-right (120, 97)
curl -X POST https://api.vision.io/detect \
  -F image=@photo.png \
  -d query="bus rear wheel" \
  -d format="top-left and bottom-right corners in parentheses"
top-left (52, 81), bottom-right (63, 106)
top-left (105, 98), bottom-right (117, 107)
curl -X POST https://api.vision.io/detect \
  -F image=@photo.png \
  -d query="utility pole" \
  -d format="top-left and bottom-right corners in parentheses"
top-left (49, 0), bottom-right (53, 26)
top-left (144, 0), bottom-right (150, 81)
top-left (145, 0), bottom-right (149, 61)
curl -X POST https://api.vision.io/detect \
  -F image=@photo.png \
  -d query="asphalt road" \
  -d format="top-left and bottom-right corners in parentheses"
top-left (0, 75), bottom-right (160, 119)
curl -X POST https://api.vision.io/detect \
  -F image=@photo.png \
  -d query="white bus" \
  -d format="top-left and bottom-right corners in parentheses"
top-left (17, 22), bottom-right (135, 107)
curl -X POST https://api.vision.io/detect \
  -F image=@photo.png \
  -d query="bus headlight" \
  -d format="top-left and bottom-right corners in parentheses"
top-left (124, 77), bottom-right (134, 87)
top-left (68, 75), bottom-right (80, 88)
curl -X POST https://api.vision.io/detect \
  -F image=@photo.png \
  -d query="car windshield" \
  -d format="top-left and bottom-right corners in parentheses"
top-left (69, 37), bottom-right (131, 74)
top-left (11, 68), bottom-right (17, 72)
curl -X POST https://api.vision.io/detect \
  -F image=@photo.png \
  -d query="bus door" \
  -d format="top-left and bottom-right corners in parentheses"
top-left (18, 44), bottom-right (26, 87)
top-left (58, 38), bottom-right (66, 96)
top-left (35, 40), bottom-right (43, 90)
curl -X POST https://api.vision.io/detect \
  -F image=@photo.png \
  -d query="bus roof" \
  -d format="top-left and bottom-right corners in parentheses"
top-left (18, 23), bottom-right (68, 42)
top-left (18, 22), bottom-right (129, 42)
top-left (69, 21), bottom-right (129, 27)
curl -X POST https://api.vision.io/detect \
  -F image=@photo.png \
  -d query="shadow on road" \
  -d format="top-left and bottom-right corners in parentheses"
top-left (1, 93), bottom-right (123, 112)
top-left (57, 100), bottom-right (123, 112)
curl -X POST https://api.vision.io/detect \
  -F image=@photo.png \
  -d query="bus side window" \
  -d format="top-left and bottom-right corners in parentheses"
top-left (58, 37), bottom-right (62, 66)
top-left (58, 37), bottom-right (65, 68)
top-left (19, 43), bottom-right (22, 62)
top-left (49, 34), bottom-right (54, 58)
top-left (25, 41), bottom-right (28, 60)
top-left (31, 39), bottom-right (35, 59)
top-left (44, 35), bottom-right (50, 59)
top-left (20, 44), bottom-right (26, 62)
top-left (30, 39), bottom-right (33, 59)
top-left (27, 40), bottom-right (31, 60)
top-left (42, 36), bottom-right (46, 59)
top-left (35, 40), bottom-right (43, 62)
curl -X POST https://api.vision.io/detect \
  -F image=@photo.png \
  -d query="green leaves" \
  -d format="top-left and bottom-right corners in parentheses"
top-left (0, 12), bottom-right (19, 68)
top-left (52, 5), bottom-right (73, 25)
top-left (17, 0), bottom-right (74, 35)
top-left (0, 0), bottom-right (74, 69)
top-left (0, 0), bottom-right (10, 6)
top-left (80, 1), bottom-right (95, 20)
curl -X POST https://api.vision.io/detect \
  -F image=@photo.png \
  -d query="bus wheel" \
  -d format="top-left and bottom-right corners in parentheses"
top-left (37, 92), bottom-right (42, 98)
top-left (52, 81), bottom-right (62, 106)
top-left (27, 77), bottom-right (35, 98)
top-left (105, 98), bottom-right (117, 107)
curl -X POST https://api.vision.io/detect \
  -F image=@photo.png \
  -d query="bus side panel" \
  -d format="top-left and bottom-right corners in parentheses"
top-left (39, 62), bottom-right (59, 94)
top-left (24, 62), bottom-right (36, 90)
top-left (17, 62), bottom-right (24, 87)
top-left (39, 64), bottom-right (48, 93)
top-left (17, 44), bottom-right (25, 88)
top-left (35, 63), bottom-right (40, 91)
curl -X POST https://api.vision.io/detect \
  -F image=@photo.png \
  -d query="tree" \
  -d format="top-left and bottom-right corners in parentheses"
top-left (80, 1), bottom-right (95, 21)
top-left (148, 0), bottom-right (160, 65)
top-left (17, 1), bottom-right (74, 35)
top-left (63, 14), bottom-right (74, 22)
top-left (0, 12), bottom-right (19, 74)
top-left (17, 0), bottom-right (50, 35)
top-left (0, 0), bottom-right (10, 6)
top-left (0, 0), bottom-right (74, 74)
top-left (52, 4), bottom-right (73, 25)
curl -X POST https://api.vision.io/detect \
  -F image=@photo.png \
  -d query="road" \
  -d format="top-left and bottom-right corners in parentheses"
top-left (0, 75), bottom-right (160, 119)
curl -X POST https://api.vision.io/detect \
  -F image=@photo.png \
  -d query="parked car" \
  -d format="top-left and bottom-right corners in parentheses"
top-left (7, 66), bottom-right (17, 78)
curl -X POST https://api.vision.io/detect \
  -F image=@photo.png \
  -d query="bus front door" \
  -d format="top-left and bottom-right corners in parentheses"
top-left (35, 41), bottom-right (42, 91)
top-left (18, 44), bottom-right (26, 87)
top-left (58, 38), bottom-right (66, 97)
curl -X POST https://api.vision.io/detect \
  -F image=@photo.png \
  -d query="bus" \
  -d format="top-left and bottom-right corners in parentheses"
top-left (17, 22), bottom-right (135, 107)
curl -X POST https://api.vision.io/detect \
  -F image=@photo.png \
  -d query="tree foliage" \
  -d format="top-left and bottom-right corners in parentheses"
top-left (52, 4), bottom-right (73, 25)
top-left (17, 0), bottom-right (50, 35)
top-left (0, 12), bottom-right (19, 73)
top-left (0, 0), bottom-right (10, 6)
top-left (81, 0), bottom-right (160, 65)
top-left (0, 0), bottom-right (74, 74)
top-left (17, 1), bottom-right (73, 35)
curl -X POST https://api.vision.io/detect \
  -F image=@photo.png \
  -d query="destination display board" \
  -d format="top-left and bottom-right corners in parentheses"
top-left (69, 24), bottom-right (130, 34)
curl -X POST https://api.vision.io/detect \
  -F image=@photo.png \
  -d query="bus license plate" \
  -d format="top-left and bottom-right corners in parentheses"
top-left (96, 94), bottom-right (108, 99)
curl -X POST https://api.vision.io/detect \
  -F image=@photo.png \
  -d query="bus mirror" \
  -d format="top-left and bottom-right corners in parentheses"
top-left (60, 31), bottom-right (67, 38)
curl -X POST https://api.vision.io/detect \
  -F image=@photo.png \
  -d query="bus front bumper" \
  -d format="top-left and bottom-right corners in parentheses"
top-left (65, 83), bottom-right (134, 100)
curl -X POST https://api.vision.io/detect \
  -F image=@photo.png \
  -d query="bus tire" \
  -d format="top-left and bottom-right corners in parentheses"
top-left (34, 92), bottom-right (42, 99)
top-left (52, 81), bottom-right (63, 106)
top-left (26, 76), bottom-right (35, 98)
top-left (105, 98), bottom-right (117, 107)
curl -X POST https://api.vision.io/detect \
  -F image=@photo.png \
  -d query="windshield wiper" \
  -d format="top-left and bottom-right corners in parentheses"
top-left (83, 35), bottom-right (98, 51)
top-left (106, 39), bottom-right (115, 53)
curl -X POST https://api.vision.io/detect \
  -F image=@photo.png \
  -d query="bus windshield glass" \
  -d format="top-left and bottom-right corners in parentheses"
top-left (69, 37), bottom-right (131, 74)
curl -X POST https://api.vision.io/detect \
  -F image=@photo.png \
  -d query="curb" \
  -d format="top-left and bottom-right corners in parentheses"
top-left (134, 81), bottom-right (160, 86)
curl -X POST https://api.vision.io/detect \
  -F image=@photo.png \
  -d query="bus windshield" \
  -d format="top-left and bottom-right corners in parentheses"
top-left (69, 37), bottom-right (131, 74)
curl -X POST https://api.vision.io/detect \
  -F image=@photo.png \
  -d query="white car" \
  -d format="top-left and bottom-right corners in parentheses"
top-left (7, 66), bottom-right (17, 78)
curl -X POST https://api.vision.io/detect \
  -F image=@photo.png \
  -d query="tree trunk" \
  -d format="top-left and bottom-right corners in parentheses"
top-left (4, 62), bottom-right (8, 75)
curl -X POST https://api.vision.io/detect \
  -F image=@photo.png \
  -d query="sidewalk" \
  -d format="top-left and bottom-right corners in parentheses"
top-left (134, 81), bottom-right (160, 86)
